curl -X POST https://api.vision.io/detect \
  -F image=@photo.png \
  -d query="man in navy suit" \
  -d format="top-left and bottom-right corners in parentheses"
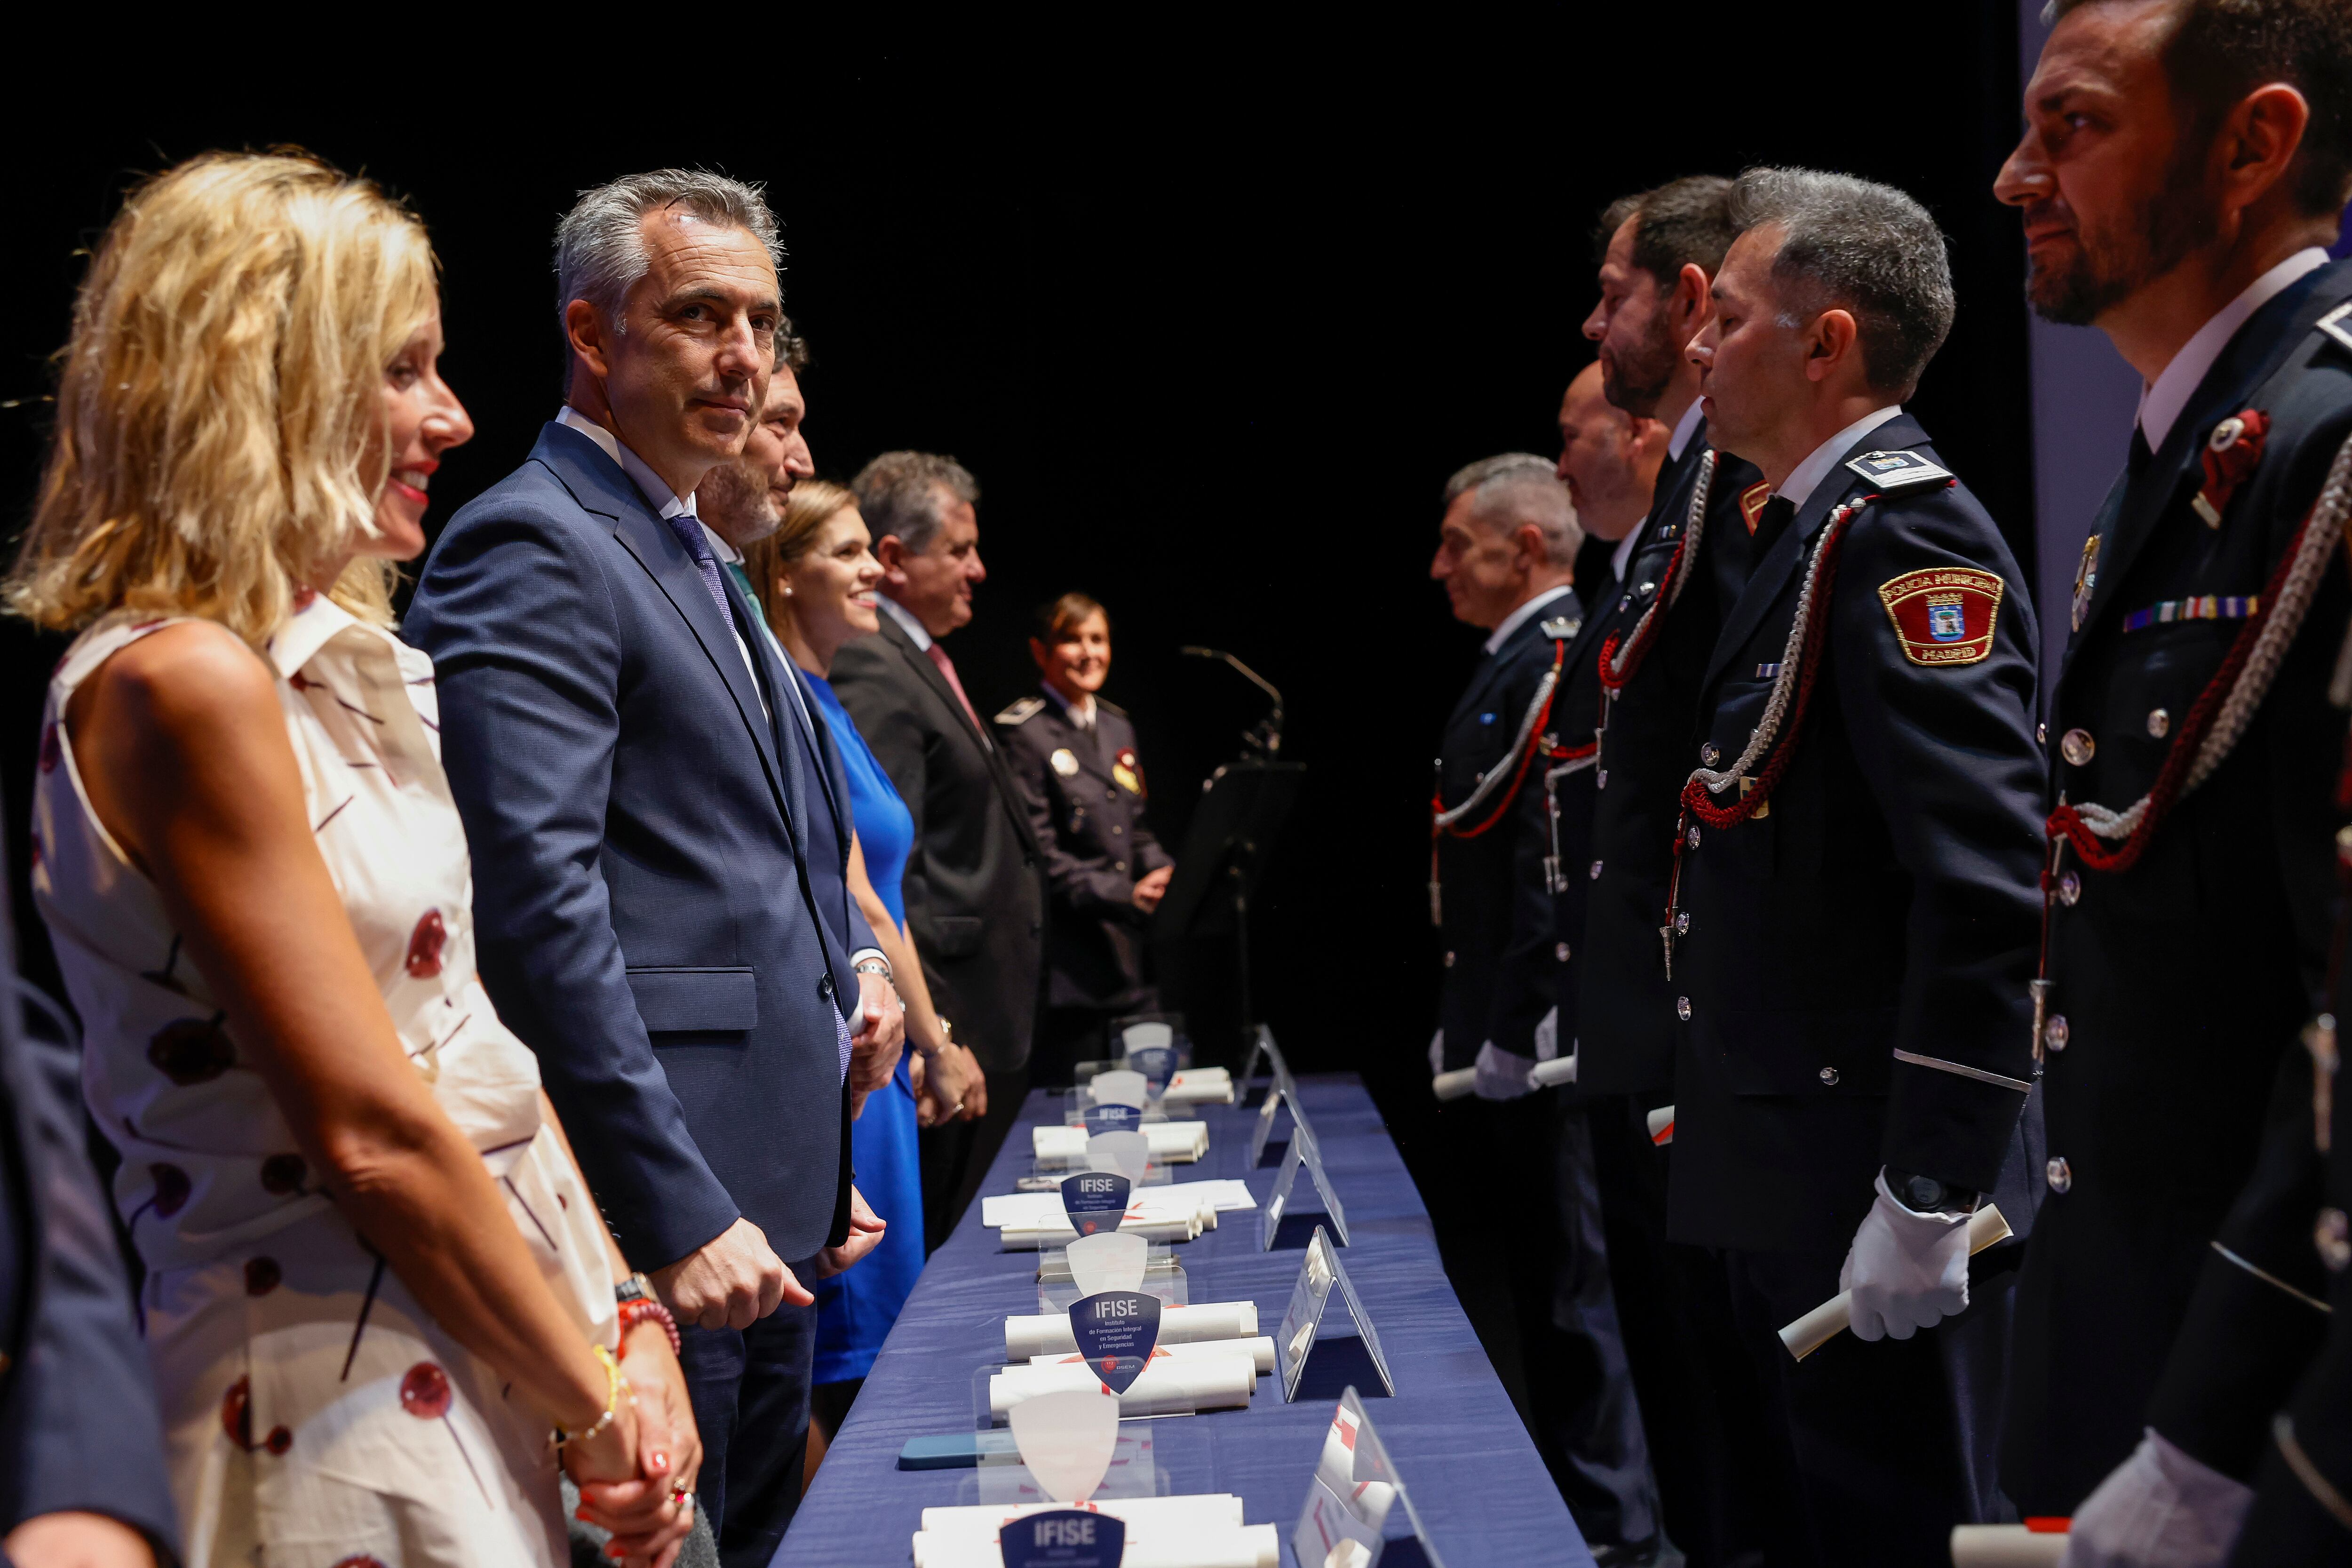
top-left (407, 170), bottom-right (895, 1568)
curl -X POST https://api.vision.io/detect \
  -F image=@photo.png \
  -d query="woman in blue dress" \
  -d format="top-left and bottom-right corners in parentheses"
top-left (739, 479), bottom-right (987, 1472)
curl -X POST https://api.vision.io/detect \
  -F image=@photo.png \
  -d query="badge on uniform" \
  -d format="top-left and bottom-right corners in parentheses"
top-left (1843, 449), bottom-right (1955, 491)
top-left (1878, 568), bottom-right (2003, 666)
top-left (2071, 533), bottom-right (2100, 633)
top-left (1740, 480), bottom-right (1772, 534)
top-left (1051, 748), bottom-right (1081, 778)
top-left (2193, 408), bottom-right (2268, 528)
top-left (1540, 614), bottom-right (1581, 640)
top-left (1113, 748), bottom-right (1144, 796)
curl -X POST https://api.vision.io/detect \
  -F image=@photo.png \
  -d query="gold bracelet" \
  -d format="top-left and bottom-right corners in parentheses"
top-left (553, 1344), bottom-right (626, 1447)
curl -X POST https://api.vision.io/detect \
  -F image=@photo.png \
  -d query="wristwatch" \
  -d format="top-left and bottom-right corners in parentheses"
top-left (615, 1270), bottom-right (657, 1305)
top-left (1886, 1166), bottom-right (1978, 1217)
top-left (852, 955), bottom-right (893, 981)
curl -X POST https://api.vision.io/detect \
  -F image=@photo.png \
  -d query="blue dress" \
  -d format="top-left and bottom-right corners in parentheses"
top-left (804, 669), bottom-right (927, 1385)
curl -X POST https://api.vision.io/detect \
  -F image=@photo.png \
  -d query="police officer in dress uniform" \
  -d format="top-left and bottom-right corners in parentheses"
top-left (1985, 5), bottom-right (2352, 1561)
top-left (1428, 454), bottom-right (1662, 1563)
top-left (999, 593), bottom-right (1174, 1088)
top-left (1562, 177), bottom-right (1778, 1568)
top-left (1675, 169), bottom-right (2046, 1568)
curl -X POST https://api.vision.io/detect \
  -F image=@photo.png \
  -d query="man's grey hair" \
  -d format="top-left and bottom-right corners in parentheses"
top-left (1726, 167), bottom-right (1955, 398)
top-left (555, 169), bottom-right (783, 341)
top-left (1443, 453), bottom-right (1583, 567)
top-left (853, 451), bottom-right (982, 556)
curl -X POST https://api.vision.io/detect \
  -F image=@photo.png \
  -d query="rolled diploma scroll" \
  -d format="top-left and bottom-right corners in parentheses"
top-left (1008, 1300), bottom-right (1260, 1361)
top-left (1431, 1067), bottom-right (1477, 1101)
top-left (914, 1524), bottom-right (1279, 1568)
top-left (1646, 1104), bottom-right (1674, 1145)
top-left (989, 1354), bottom-right (1257, 1419)
top-left (1164, 1068), bottom-right (1235, 1106)
top-left (1000, 1213), bottom-right (1200, 1251)
top-left (1778, 1203), bottom-right (2014, 1361)
top-left (1032, 1336), bottom-right (1276, 1376)
top-left (919, 1494), bottom-right (1243, 1537)
top-left (1035, 1122), bottom-right (1209, 1164)
top-left (1528, 1053), bottom-right (1579, 1089)
top-left (1948, 1524), bottom-right (2067, 1567)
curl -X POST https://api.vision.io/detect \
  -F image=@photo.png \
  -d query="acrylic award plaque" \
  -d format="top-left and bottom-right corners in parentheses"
top-left (1080, 1103), bottom-right (1142, 1138)
top-left (1121, 1020), bottom-right (1175, 1059)
top-left (1089, 1069), bottom-right (1148, 1110)
top-left (1087, 1130), bottom-right (1149, 1185)
top-left (998, 1510), bottom-right (1124, 1568)
top-left (1065, 1230), bottom-right (1149, 1298)
top-left (1272, 1225), bottom-right (1395, 1401)
top-left (1006, 1387), bottom-right (1119, 1504)
top-left (1291, 1387), bottom-right (1444, 1568)
top-left (1126, 1044), bottom-right (1177, 1097)
top-left (1068, 1289), bottom-right (1163, 1395)
top-left (1059, 1171), bottom-right (1129, 1237)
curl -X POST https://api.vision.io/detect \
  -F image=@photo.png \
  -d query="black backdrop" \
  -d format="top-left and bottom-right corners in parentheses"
top-left (0, 12), bottom-right (2032, 1310)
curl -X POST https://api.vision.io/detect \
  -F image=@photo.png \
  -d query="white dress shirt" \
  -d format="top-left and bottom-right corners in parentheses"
top-left (877, 591), bottom-right (934, 652)
top-left (1779, 405), bottom-right (1908, 513)
top-left (1610, 397), bottom-right (1712, 584)
top-left (2137, 246), bottom-right (2330, 453)
top-left (1040, 683), bottom-right (1098, 729)
top-left (1483, 582), bottom-right (1578, 656)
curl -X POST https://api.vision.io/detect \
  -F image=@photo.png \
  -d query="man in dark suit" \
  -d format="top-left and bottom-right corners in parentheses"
top-left (1565, 178), bottom-right (1776, 1568)
top-left (1986, 4), bottom-right (2352, 1558)
top-left (407, 171), bottom-right (894, 1568)
top-left (996, 593), bottom-right (1174, 1089)
top-left (1675, 167), bottom-right (2046, 1568)
top-left (0, 813), bottom-right (176, 1568)
top-left (831, 452), bottom-right (1047, 1245)
top-left (1427, 453), bottom-right (1662, 1561)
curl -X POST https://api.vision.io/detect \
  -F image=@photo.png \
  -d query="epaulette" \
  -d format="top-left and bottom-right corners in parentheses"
top-left (1539, 614), bottom-right (1582, 641)
top-left (1097, 698), bottom-right (1129, 719)
top-left (1843, 449), bottom-right (1954, 491)
top-left (2317, 301), bottom-right (2352, 358)
top-left (994, 696), bottom-right (1046, 726)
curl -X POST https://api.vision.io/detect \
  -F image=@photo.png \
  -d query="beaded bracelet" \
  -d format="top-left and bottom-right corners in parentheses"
top-left (618, 1297), bottom-right (682, 1358)
top-left (553, 1343), bottom-right (625, 1448)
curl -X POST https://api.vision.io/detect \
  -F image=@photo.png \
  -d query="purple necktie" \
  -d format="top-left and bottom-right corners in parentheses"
top-left (662, 510), bottom-right (734, 625)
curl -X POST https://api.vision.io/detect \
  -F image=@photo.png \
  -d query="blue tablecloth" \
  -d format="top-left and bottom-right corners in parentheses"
top-left (779, 1072), bottom-right (1591, 1566)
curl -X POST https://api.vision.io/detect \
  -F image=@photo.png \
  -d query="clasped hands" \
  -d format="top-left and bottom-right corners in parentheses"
top-left (563, 1320), bottom-right (702, 1568)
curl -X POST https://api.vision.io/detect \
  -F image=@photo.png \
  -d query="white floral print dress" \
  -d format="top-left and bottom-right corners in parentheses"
top-left (30, 594), bottom-right (616, 1568)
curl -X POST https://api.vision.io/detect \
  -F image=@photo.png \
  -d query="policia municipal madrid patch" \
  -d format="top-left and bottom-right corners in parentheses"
top-left (1877, 569), bottom-right (2002, 666)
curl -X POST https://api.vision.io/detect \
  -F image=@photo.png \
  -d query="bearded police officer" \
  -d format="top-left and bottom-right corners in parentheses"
top-left (1427, 454), bottom-right (1662, 1561)
top-left (998, 593), bottom-right (1174, 1086)
top-left (1564, 176), bottom-right (1776, 1568)
top-left (1674, 168), bottom-right (2046, 1568)
top-left (1985, 3), bottom-right (2352, 1560)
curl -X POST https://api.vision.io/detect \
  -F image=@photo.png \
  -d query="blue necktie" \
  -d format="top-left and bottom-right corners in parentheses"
top-left (663, 510), bottom-right (734, 627)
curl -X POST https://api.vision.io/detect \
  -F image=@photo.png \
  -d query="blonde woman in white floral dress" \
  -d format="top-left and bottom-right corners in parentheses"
top-left (8, 153), bottom-right (701, 1568)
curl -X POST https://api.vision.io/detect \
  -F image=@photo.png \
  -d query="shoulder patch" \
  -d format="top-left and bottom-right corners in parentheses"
top-left (2317, 301), bottom-right (2352, 357)
top-left (1739, 480), bottom-right (1772, 534)
top-left (1540, 614), bottom-right (1582, 640)
top-left (994, 695), bottom-right (1046, 726)
top-left (1844, 449), bottom-right (1954, 491)
top-left (1097, 697), bottom-right (1129, 719)
top-left (1877, 569), bottom-right (2002, 667)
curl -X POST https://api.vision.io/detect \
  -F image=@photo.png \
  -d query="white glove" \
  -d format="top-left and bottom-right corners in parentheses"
top-left (1838, 1170), bottom-right (1971, 1341)
top-left (2060, 1429), bottom-right (2252, 1568)
top-left (1427, 1028), bottom-right (1445, 1076)
top-left (1532, 1006), bottom-right (1559, 1062)
top-left (1473, 1041), bottom-right (1540, 1101)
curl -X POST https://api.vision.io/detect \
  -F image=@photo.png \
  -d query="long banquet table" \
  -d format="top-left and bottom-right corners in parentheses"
top-left (779, 1071), bottom-right (1593, 1566)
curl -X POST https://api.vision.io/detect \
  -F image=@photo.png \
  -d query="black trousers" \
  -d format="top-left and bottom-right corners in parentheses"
top-left (677, 1252), bottom-right (821, 1568)
top-left (1482, 1091), bottom-right (1661, 1550)
top-left (1587, 1092), bottom-right (1780, 1567)
top-left (1723, 1247), bottom-right (2017, 1568)
top-left (918, 1064), bottom-right (1029, 1251)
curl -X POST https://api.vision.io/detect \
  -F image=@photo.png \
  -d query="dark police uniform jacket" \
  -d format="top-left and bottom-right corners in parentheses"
top-left (2006, 259), bottom-right (2352, 1516)
top-left (1565, 426), bottom-right (1760, 1095)
top-left (998, 691), bottom-right (1172, 1012)
top-left (1668, 414), bottom-right (2045, 1259)
top-left (1434, 588), bottom-right (1583, 1071)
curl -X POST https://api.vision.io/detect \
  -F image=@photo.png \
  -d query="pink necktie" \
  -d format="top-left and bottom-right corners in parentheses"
top-left (926, 642), bottom-right (983, 733)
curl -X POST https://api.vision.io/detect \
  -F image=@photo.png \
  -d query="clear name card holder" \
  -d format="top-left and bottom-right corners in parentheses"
top-left (1273, 1225), bottom-right (1395, 1403)
top-left (1291, 1387), bottom-right (1445, 1568)
top-left (1259, 1115), bottom-right (1350, 1249)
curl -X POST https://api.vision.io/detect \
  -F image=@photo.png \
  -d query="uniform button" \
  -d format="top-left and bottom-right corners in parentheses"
top-left (2146, 707), bottom-right (2170, 738)
top-left (1590, 860), bottom-right (1604, 881)
top-left (1674, 911), bottom-right (1690, 935)
top-left (2318, 1209), bottom-right (2351, 1272)
top-left (1105, 790), bottom-right (1116, 801)
top-left (1555, 942), bottom-right (1571, 962)
top-left (1637, 581), bottom-right (1656, 597)
top-left (2058, 872), bottom-right (2081, 906)
top-left (1676, 996), bottom-right (1692, 1021)
top-left (1819, 1067), bottom-right (1839, 1086)
top-left (2044, 1015), bottom-right (2069, 1052)
top-left (2036, 722), bottom-right (2047, 746)
top-left (1112, 825), bottom-right (1124, 835)
top-left (2046, 1156), bottom-right (2073, 1194)
top-left (1686, 827), bottom-right (1701, 849)
top-left (1443, 951), bottom-right (1455, 968)
top-left (1114, 860), bottom-right (1128, 872)
top-left (1700, 742), bottom-right (1721, 766)
top-left (2061, 728), bottom-right (2096, 766)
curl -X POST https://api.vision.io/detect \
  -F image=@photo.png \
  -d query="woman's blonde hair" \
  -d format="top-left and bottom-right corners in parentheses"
top-left (7, 151), bottom-right (441, 643)
top-left (741, 478), bottom-right (860, 633)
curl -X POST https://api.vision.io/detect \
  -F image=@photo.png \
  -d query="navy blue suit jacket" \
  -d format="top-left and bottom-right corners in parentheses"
top-left (408, 422), bottom-right (856, 1267)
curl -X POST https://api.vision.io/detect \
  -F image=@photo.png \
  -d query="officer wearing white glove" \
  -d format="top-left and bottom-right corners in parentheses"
top-left (1471, 1007), bottom-right (1559, 1101)
top-left (1840, 1169), bottom-right (1974, 1341)
top-left (2059, 1429), bottom-right (2253, 1568)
